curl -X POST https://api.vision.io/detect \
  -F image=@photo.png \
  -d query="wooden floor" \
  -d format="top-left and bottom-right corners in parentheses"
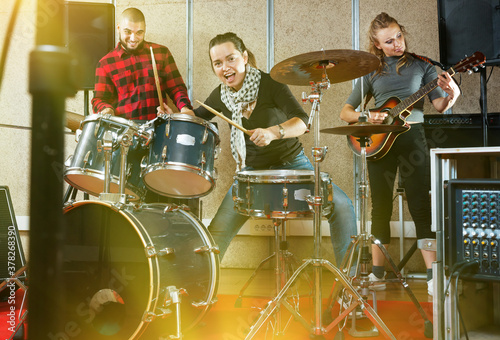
top-left (218, 267), bottom-right (432, 303)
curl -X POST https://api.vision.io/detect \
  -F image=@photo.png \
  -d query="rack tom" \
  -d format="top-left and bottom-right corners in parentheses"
top-left (64, 114), bottom-right (148, 201)
top-left (141, 114), bottom-right (220, 198)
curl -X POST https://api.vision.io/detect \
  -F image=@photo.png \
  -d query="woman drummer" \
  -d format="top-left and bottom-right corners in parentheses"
top-left (161, 32), bottom-right (356, 264)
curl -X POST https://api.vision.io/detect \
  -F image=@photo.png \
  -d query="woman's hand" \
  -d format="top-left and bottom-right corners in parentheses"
top-left (367, 111), bottom-right (387, 124)
top-left (249, 127), bottom-right (276, 147)
top-left (432, 71), bottom-right (461, 113)
top-left (437, 71), bottom-right (459, 98)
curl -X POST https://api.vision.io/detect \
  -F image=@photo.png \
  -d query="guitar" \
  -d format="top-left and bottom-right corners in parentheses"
top-left (347, 52), bottom-right (486, 160)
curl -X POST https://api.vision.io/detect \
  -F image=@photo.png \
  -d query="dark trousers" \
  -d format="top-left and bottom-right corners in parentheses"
top-left (367, 123), bottom-right (435, 244)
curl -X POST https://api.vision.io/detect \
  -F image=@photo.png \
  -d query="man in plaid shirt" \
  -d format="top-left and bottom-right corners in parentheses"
top-left (92, 7), bottom-right (192, 120)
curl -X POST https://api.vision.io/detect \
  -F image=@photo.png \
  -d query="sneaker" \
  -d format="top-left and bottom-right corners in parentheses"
top-left (427, 279), bottom-right (433, 296)
top-left (338, 297), bottom-right (364, 318)
top-left (368, 272), bottom-right (387, 291)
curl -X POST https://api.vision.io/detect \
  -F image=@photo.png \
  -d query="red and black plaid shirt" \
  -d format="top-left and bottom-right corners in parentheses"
top-left (91, 41), bottom-right (192, 120)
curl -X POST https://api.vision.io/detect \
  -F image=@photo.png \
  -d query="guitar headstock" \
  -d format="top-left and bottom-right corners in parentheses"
top-left (453, 52), bottom-right (486, 74)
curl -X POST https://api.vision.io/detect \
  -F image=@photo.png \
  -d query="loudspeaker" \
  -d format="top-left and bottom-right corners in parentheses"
top-left (438, 0), bottom-right (500, 67)
top-left (0, 187), bottom-right (26, 282)
top-left (65, 2), bottom-right (115, 90)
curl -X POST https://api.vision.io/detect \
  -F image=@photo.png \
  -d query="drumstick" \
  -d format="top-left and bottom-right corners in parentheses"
top-left (195, 100), bottom-right (251, 136)
top-left (150, 46), bottom-right (164, 109)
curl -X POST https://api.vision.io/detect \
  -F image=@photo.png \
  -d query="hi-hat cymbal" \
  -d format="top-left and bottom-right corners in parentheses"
top-left (321, 122), bottom-right (408, 137)
top-left (66, 111), bottom-right (84, 132)
top-left (270, 49), bottom-right (380, 86)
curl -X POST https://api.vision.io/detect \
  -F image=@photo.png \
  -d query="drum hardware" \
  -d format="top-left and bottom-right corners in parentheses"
top-left (191, 298), bottom-right (218, 308)
top-left (320, 120), bottom-right (433, 338)
top-left (245, 50), bottom-right (395, 339)
top-left (194, 245), bottom-right (221, 254)
top-left (202, 125), bottom-right (209, 144)
top-left (162, 145), bottom-right (168, 161)
top-left (146, 245), bottom-right (175, 258)
top-left (162, 286), bottom-right (187, 340)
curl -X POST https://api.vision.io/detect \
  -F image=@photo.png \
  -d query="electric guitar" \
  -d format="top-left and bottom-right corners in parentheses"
top-left (347, 52), bottom-right (486, 160)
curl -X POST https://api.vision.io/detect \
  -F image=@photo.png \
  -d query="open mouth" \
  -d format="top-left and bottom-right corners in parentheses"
top-left (224, 72), bottom-right (235, 83)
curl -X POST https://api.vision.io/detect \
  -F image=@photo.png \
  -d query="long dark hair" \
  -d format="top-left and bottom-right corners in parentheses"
top-left (368, 12), bottom-right (411, 76)
top-left (208, 32), bottom-right (257, 68)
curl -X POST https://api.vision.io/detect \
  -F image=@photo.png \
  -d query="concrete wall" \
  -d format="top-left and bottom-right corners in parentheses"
top-left (1, 0), bottom-right (499, 270)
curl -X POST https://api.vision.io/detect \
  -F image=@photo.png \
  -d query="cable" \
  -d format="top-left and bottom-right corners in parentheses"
top-left (442, 260), bottom-right (469, 304)
top-left (486, 66), bottom-right (495, 84)
top-left (453, 261), bottom-right (479, 340)
top-left (0, 0), bottom-right (23, 92)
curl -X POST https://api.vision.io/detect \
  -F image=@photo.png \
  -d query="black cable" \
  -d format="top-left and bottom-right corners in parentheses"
top-left (442, 260), bottom-right (469, 304)
top-left (455, 272), bottom-right (469, 340)
top-left (0, 0), bottom-right (23, 91)
top-left (454, 261), bottom-right (479, 340)
top-left (486, 66), bottom-right (495, 84)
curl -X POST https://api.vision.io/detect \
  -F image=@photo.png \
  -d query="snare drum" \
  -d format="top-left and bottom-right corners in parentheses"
top-left (233, 170), bottom-right (333, 219)
top-left (62, 200), bottom-right (219, 339)
top-left (64, 114), bottom-right (148, 201)
top-left (142, 114), bottom-right (220, 198)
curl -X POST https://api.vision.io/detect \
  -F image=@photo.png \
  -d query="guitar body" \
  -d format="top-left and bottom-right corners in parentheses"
top-left (347, 97), bottom-right (411, 161)
top-left (344, 52), bottom-right (486, 161)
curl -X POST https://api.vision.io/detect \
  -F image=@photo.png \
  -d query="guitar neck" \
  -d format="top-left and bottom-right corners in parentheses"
top-left (390, 68), bottom-right (456, 117)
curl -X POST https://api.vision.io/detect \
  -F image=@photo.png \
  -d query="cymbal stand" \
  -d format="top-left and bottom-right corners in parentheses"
top-left (245, 68), bottom-right (395, 339)
top-left (326, 117), bottom-right (433, 338)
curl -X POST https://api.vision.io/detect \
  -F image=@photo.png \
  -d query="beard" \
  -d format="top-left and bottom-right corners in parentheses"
top-left (119, 36), bottom-right (144, 54)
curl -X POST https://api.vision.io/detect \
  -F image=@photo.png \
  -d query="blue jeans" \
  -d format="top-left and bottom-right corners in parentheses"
top-left (208, 150), bottom-right (357, 266)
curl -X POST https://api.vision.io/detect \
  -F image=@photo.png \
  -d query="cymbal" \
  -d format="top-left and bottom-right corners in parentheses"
top-left (270, 49), bottom-right (380, 86)
top-left (321, 122), bottom-right (408, 137)
top-left (66, 111), bottom-right (84, 132)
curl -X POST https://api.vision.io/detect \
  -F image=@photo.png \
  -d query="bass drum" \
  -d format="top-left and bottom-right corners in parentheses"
top-left (62, 200), bottom-right (219, 339)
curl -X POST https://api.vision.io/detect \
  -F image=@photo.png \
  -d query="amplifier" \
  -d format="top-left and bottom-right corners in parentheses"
top-left (445, 179), bottom-right (500, 281)
top-left (424, 113), bottom-right (500, 148)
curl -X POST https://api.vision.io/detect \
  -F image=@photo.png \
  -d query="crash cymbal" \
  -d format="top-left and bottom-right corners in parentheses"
top-left (66, 111), bottom-right (84, 132)
top-left (321, 122), bottom-right (408, 137)
top-left (270, 49), bottom-right (380, 86)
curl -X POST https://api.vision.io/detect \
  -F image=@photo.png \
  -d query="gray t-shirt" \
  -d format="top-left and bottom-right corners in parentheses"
top-left (346, 55), bottom-right (445, 123)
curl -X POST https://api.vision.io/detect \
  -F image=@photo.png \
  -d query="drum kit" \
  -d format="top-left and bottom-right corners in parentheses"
top-left (59, 48), bottom-right (431, 340)
top-left (61, 113), bottom-right (220, 339)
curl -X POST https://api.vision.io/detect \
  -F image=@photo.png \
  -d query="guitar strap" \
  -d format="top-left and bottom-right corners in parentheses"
top-left (409, 52), bottom-right (461, 91)
top-left (409, 52), bottom-right (446, 70)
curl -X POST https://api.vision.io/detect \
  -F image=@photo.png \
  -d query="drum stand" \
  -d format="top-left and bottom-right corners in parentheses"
top-left (245, 75), bottom-right (395, 339)
top-left (235, 219), bottom-right (301, 304)
top-left (323, 116), bottom-right (433, 339)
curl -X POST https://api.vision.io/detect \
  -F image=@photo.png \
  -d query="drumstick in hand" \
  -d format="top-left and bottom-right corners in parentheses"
top-left (150, 46), bottom-right (164, 109)
top-left (195, 100), bottom-right (251, 136)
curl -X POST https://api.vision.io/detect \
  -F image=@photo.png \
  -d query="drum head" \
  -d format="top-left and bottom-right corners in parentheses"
top-left (61, 201), bottom-right (219, 339)
top-left (143, 167), bottom-right (214, 198)
top-left (62, 201), bottom-right (152, 339)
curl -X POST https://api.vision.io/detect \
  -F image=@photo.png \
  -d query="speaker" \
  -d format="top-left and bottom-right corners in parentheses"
top-left (65, 2), bottom-right (115, 90)
top-left (0, 187), bottom-right (26, 283)
top-left (438, 0), bottom-right (500, 67)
